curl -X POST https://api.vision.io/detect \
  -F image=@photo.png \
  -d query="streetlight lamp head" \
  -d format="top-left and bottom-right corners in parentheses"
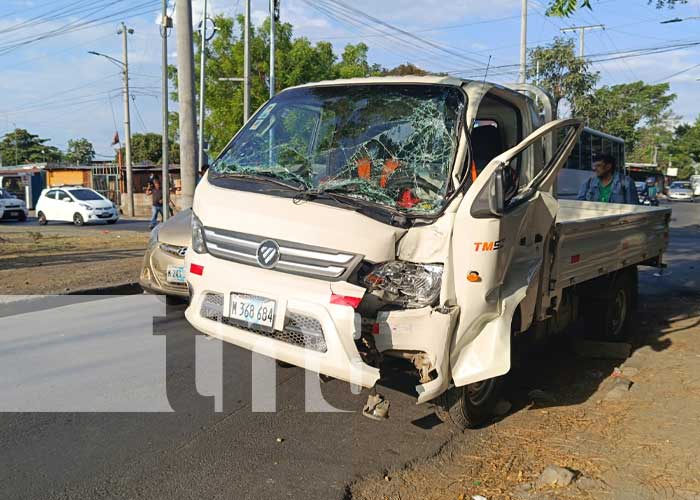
top-left (660, 17), bottom-right (683, 24)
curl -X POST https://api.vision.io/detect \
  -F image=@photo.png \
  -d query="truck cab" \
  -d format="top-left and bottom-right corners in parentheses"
top-left (184, 76), bottom-right (638, 427)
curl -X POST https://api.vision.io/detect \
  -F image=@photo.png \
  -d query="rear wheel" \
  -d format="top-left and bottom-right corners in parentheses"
top-left (434, 377), bottom-right (502, 430)
top-left (37, 212), bottom-right (47, 225)
top-left (73, 213), bottom-right (84, 226)
top-left (582, 267), bottom-right (637, 341)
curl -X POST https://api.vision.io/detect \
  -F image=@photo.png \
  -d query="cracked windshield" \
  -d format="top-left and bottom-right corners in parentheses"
top-left (211, 84), bottom-right (465, 214)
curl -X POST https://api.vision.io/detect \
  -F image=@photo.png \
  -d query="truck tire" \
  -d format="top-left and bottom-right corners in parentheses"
top-left (582, 267), bottom-right (637, 342)
top-left (434, 377), bottom-right (502, 430)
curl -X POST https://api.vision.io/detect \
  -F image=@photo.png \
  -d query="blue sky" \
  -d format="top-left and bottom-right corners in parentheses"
top-left (2, 0), bottom-right (700, 159)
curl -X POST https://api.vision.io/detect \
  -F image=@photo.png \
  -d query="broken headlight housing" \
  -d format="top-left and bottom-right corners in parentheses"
top-left (191, 213), bottom-right (207, 254)
top-left (362, 261), bottom-right (443, 308)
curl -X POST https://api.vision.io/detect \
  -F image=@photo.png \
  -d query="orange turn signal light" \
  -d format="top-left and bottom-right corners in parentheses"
top-left (467, 271), bottom-right (481, 283)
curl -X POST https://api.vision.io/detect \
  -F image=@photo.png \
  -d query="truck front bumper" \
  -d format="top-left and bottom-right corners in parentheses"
top-left (184, 253), bottom-right (381, 389)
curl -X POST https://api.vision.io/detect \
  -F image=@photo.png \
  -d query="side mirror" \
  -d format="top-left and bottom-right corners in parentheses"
top-left (488, 164), bottom-right (505, 216)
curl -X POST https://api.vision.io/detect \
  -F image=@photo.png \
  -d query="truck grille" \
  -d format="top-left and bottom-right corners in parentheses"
top-left (202, 227), bottom-right (362, 281)
top-left (199, 292), bottom-right (328, 352)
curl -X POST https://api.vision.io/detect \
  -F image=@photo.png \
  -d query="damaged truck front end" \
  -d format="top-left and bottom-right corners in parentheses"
top-left (184, 77), bottom-right (547, 427)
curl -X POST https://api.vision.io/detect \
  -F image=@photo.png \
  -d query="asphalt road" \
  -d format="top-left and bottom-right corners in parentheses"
top-left (1, 201), bottom-right (698, 500)
top-left (1, 215), bottom-right (152, 233)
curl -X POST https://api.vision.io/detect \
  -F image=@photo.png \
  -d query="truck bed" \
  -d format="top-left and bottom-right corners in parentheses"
top-left (549, 199), bottom-right (671, 291)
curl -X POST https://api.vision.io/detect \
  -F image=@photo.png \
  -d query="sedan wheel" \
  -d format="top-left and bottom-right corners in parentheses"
top-left (73, 213), bottom-right (85, 226)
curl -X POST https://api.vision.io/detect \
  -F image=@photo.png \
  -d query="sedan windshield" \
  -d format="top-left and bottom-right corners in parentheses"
top-left (210, 84), bottom-right (465, 215)
top-left (71, 189), bottom-right (103, 201)
top-left (670, 182), bottom-right (691, 189)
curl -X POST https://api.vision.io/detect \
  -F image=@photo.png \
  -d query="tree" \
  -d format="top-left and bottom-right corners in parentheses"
top-left (169, 15), bottom-right (411, 156)
top-left (64, 138), bottom-right (95, 165)
top-left (383, 63), bottom-right (429, 76)
top-left (0, 128), bottom-right (61, 165)
top-left (579, 82), bottom-right (676, 152)
top-left (547, 0), bottom-right (685, 17)
top-left (527, 37), bottom-right (599, 117)
top-left (117, 132), bottom-right (179, 164)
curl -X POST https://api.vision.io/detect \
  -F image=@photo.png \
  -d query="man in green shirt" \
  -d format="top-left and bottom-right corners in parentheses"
top-left (577, 154), bottom-right (639, 205)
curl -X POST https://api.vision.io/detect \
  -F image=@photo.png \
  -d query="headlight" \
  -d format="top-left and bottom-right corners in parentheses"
top-left (191, 213), bottom-right (207, 254)
top-left (80, 204), bottom-right (94, 210)
top-left (362, 261), bottom-right (443, 308)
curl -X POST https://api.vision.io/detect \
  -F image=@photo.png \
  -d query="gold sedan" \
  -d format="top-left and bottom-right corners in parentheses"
top-left (140, 208), bottom-right (191, 299)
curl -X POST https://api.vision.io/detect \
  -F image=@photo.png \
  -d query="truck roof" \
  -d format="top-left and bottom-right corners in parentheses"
top-left (288, 75), bottom-right (470, 90)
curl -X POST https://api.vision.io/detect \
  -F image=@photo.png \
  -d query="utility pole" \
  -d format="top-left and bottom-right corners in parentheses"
top-left (161, 0), bottom-right (171, 221)
top-left (118, 23), bottom-right (135, 217)
top-left (244, 0), bottom-right (251, 121)
top-left (560, 24), bottom-right (605, 58)
top-left (519, 0), bottom-right (527, 83)
top-left (198, 0), bottom-right (208, 174)
top-left (176, 0), bottom-right (198, 210)
top-left (269, 0), bottom-right (277, 98)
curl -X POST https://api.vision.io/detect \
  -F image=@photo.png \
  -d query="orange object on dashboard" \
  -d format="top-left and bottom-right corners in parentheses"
top-left (470, 159), bottom-right (478, 182)
top-left (380, 158), bottom-right (399, 188)
top-left (357, 158), bottom-right (371, 179)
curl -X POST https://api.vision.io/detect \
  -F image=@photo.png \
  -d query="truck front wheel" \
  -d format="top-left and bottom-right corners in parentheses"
top-left (434, 377), bottom-right (502, 430)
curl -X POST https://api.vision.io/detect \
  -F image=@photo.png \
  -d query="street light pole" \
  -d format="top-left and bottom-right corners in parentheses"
top-left (519, 0), bottom-right (527, 84)
top-left (244, 0), bottom-right (251, 121)
top-left (117, 23), bottom-right (135, 217)
top-left (161, 0), bottom-right (171, 221)
top-left (269, 0), bottom-right (276, 98)
top-left (198, 0), bottom-right (208, 174)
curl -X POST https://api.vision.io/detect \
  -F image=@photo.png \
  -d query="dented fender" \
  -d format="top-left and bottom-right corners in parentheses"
top-left (374, 305), bottom-right (459, 404)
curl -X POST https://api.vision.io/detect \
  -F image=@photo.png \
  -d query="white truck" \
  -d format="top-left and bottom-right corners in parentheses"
top-left (184, 76), bottom-right (670, 428)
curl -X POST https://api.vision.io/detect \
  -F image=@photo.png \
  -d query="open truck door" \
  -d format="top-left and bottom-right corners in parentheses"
top-left (437, 118), bottom-right (582, 429)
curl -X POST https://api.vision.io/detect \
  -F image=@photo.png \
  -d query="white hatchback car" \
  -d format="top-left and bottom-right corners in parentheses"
top-left (36, 186), bottom-right (119, 225)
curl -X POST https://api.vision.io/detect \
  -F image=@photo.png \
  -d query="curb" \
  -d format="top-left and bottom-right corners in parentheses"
top-left (67, 282), bottom-right (143, 296)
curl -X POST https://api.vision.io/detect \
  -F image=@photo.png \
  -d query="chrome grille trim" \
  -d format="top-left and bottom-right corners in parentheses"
top-left (159, 243), bottom-right (188, 258)
top-left (203, 227), bottom-right (363, 281)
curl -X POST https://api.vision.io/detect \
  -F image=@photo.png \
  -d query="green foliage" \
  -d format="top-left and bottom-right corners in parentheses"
top-left (527, 37), bottom-right (599, 116)
top-left (547, 0), bottom-right (685, 17)
top-left (579, 82), bottom-right (676, 152)
top-left (117, 133), bottom-right (179, 164)
top-left (0, 128), bottom-right (61, 165)
top-left (64, 138), bottom-right (95, 165)
top-left (168, 14), bottom-right (425, 157)
top-left (667, 119), bottom-right (700, 178)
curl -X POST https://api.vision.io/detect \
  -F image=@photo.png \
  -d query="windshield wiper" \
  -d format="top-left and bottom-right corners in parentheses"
top-left (213, 171), bottom-right (307, 191)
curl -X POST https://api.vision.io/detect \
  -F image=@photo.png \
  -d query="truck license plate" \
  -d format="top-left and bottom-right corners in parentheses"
top-left (228, 293), bottom-right (276, 330)
top-left (166, 265), bottom-right (186, 283)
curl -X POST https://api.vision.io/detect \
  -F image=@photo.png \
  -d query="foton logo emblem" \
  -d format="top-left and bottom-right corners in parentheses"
top-left (474, 239), bottom-right (504, 252)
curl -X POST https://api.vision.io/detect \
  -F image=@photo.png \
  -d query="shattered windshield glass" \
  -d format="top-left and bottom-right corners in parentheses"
top-left (210, 84), bottom-right (466, 215)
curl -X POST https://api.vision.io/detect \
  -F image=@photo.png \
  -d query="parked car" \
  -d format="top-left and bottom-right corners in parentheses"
top-left (35, 186), bottom-right (119, 225)
top-left (140, 208), bottom-right (191, 299)
top-left (0, 188), bottom-right (28, 222)
top-left (667, 181), bottom-right (695, 202)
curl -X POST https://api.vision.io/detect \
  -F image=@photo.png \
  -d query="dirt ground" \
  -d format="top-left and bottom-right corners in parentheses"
top-left (0, 224), bottom-right (149, 295)
top-left (350, 294), bottom-right (700, 500)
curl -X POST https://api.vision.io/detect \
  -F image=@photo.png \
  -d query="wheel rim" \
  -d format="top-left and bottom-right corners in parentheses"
top-left (466, 378), bottom-right (496, 406)
top-left (74, 214), bottom-right (82, 224)
top-left (609, 288), bottom-right (628, 337)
